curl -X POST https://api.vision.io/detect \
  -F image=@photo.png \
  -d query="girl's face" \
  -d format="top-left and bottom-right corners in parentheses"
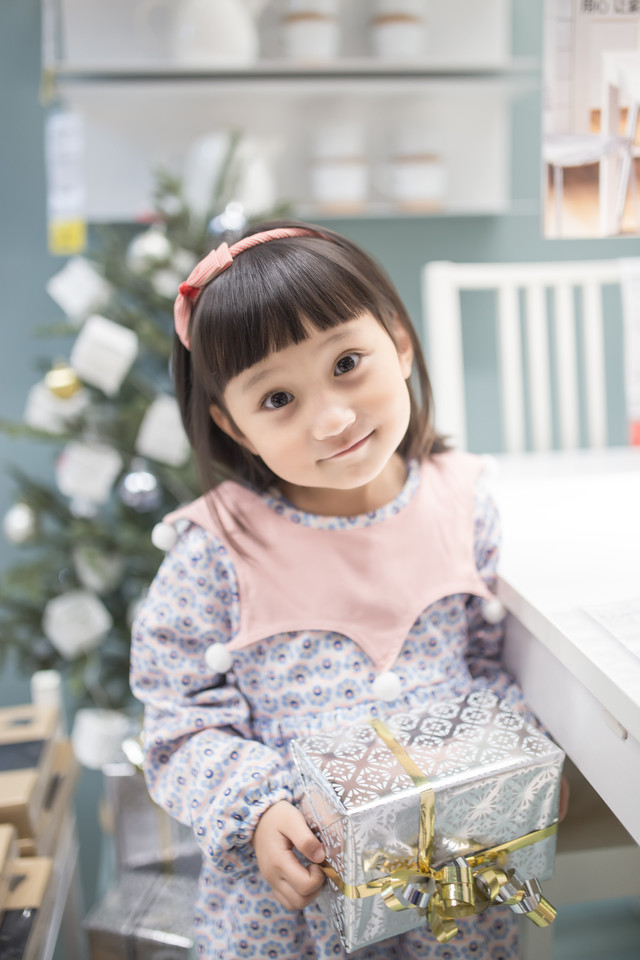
top-left (211, 312), bottom-right (414, 514)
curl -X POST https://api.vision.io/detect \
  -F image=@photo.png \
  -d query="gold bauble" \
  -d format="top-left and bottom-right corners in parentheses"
top-left (44, 362), bottom-right (83, 399)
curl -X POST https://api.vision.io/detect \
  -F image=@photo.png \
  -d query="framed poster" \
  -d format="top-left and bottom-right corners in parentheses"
top-left (542, 0), bottom-right (640, 237)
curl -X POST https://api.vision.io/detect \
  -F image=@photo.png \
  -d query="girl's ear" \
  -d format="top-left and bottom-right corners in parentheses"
top-left (390, 319), bottom-right (414, 380)
top-left (209, 404), bottom-right (258, 455)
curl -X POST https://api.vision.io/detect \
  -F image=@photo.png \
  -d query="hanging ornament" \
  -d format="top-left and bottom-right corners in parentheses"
top-left (172, 249), bottom-right (198, 276)
top-left (45, 361), bottom-right (83, 398)
top-left (2, 502), bottom-right (38, 543)
top-left (45, 256), bottom-right (111, 326)
top-left (150, 268), bottom-right (183, 300)
top-left (42, 589), bottom-right (113, 659)
top-left (208, 200), bottom-right (248, 240)
top-left (69, 314), bottom-right (139, 397)
top-left (126, 226), bottom-right (172, 274)
top-left (71, 707), bottom-right (131, 769)
top-left (24, 363), bottom-right (89, 435)
top-left (69, 499), bottom-right (100, 519)
top-left (73, 545), bottom-right (125, 595)
top-left (56, 440), bottom-right (123, 505)
top-left (118, 458), bottom-right (163, 513)
top-left (135, 395), bottom-right (191, 467)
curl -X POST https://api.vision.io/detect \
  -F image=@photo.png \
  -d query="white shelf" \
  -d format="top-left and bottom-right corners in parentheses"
top-left (48, 57), bottom-right (540, 81)
top-left (42, 0), bottom-right (538, 223)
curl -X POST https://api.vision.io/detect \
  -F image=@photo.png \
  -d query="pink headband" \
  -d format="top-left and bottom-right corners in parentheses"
top-left (173, 227), bottom-right (321, 350)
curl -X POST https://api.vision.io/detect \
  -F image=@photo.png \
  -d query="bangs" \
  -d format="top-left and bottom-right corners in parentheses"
top-left (189, 238), bottom-right (388, 390)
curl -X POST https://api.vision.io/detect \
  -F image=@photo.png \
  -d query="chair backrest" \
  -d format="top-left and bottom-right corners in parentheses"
top-left (422, 258), bottom-right (639, 453)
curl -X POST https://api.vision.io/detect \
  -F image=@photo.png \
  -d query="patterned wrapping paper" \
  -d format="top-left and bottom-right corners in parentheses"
top-left (291, 689), bottom-right (565, 953)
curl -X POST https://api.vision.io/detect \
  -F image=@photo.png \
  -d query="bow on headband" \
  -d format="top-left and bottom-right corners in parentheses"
top-left (173, 227), bottom-right (320, 350)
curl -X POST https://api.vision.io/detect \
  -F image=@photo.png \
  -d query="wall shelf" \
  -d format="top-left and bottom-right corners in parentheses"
top-left (42, 0), bottom-right (541, 223)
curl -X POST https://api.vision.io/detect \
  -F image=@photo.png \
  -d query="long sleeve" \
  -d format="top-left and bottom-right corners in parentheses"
top-left (465, 475), bottom-right (536, 722)
top-left (129, 523), bottom-right (293, 877)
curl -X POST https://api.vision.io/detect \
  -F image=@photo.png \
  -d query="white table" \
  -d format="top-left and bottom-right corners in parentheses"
top-left (492, 448), bottom-right (640, 845)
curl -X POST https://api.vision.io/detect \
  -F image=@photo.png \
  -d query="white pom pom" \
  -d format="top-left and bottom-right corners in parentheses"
top-left (371, 671), bottom-right (403, 702)
top-left (151, 522), bottom-right (178, 551)
top-left (482, 598), bottom-right (507, 624)
top-left (204, 642), bottom-right (233, 674)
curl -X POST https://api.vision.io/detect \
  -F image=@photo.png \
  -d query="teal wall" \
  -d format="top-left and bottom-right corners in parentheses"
top-left (1, 0), bottom-right (639, 919)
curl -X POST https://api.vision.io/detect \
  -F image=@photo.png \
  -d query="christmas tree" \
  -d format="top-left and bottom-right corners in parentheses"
top-left (1, 134), bottom-right (287, 712)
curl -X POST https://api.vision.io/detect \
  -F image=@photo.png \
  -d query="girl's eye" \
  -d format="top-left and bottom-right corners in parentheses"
top-left (263, 390), bottom-right (293, 410)
top-left (335, 353), bottom-right (361, 376)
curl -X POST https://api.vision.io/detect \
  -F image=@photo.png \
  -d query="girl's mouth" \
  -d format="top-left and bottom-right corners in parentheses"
top-left (327, 431), bottom-right (374, 459)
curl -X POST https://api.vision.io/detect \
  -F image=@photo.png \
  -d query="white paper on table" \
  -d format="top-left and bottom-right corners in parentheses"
top-left (582, 597), bottom-right (640, 658)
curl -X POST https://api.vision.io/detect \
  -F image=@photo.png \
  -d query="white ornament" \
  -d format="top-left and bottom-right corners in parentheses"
top-left (3, 502), bottom-right (37, 543)
top-left (150, 268), bottom-right (182, 300)
top-left (482, 598), bottom-right (507, 624)
top-left (46, 256), bottom-right (111, 325)
top-left (204, 642), bottom-right (233, 674)
top-left (172, 249), bottom-right (198, 276)
top-left (56, 441), bottom-right (123, 505)
top-left (371, 670), bottom-right (403, 702)
top-left (151, 522), bottom-right (178, 551)
top-left (42, 589), bottom-right (113, 659)
top-left (126, 227), bottom-right (172, 273)
top-left (71, 708), bottom-right (131, 769)
top-left (135, 395), bottom-right (191, 467)
top-left (23, 379), bottom-right (89, 434)
top-left (73, 545), bottom-right (124, 595)
top-left (70, 314), bottom-right (139, 397)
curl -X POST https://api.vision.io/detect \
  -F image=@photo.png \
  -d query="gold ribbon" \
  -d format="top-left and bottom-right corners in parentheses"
top-left (321, 718), bottom-right (557, 943)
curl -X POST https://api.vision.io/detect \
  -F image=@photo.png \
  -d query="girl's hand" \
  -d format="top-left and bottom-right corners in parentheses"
top-left (252, 800), bottom-right (326, 910)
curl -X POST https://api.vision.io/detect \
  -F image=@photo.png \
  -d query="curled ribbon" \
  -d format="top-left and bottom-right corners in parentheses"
top-left (320, 718), bottom-right (557, 944)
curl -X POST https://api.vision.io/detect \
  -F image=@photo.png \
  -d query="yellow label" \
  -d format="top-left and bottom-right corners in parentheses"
top-left (48, 219), bottom-right (87, 255)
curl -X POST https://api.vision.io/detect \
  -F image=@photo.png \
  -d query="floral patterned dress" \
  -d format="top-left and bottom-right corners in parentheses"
top-left (130, 456), bottom-right (525, 960)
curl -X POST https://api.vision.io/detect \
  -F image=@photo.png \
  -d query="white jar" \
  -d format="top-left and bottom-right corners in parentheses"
top-left (370, 14), bottom-right (426, 60)
top-left (281, 12), bottom-right (340, 61)
top-left (309, 157), bottom-right (369, 210)
top-left (377, 154), bottom-right (446, 210)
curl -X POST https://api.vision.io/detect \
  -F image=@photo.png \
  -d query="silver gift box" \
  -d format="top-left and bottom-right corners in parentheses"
top-left (291, 688), bottom-right (564, 953)
top-left (102, 761), bottom-right (202, 875)
top-left (84, 870), bottom-right (198, 960)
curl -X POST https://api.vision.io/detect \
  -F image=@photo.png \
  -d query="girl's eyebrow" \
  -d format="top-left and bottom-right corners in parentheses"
top-left (241, 328), bottom-right (355, 393)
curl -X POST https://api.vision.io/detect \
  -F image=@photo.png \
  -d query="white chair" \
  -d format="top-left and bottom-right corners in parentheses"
top-left (422, 258), bottom-right (640, 959)
top-left (422, 257), bottom-right (640, 453)
top-left (542, 133), bottom-right (640, 237)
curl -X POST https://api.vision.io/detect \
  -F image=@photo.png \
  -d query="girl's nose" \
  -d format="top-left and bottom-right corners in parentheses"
top-left (312, 402), bottom-right (356, 440)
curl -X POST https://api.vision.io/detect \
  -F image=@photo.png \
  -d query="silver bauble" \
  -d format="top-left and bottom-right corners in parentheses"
top-left (118, 458), bottom-right (162, 513)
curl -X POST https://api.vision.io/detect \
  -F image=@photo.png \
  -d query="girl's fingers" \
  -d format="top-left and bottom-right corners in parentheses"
top-left (280, 807), bottom-right (325, 863)
top-left (276, 870), bottom-right (325, 911)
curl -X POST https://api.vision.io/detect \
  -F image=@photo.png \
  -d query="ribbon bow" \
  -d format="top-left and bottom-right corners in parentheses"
top-left (173, 227), bottom-right (321, 350)
top-left (321, 718), bottom-right (557, 945)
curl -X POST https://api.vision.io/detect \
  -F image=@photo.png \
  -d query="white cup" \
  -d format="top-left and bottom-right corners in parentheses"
top-left (370, 15), bottom-right (426, 60)
top-left (281, 13), bottom-right (340, 61)
top-left (309, 158), bottom-right (369, 210)
top-left (377, 154), bottom-right (446, 210)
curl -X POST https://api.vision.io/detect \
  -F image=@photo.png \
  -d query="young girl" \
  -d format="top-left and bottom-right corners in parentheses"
top-left (130, 221), bottom-right (531, 960)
